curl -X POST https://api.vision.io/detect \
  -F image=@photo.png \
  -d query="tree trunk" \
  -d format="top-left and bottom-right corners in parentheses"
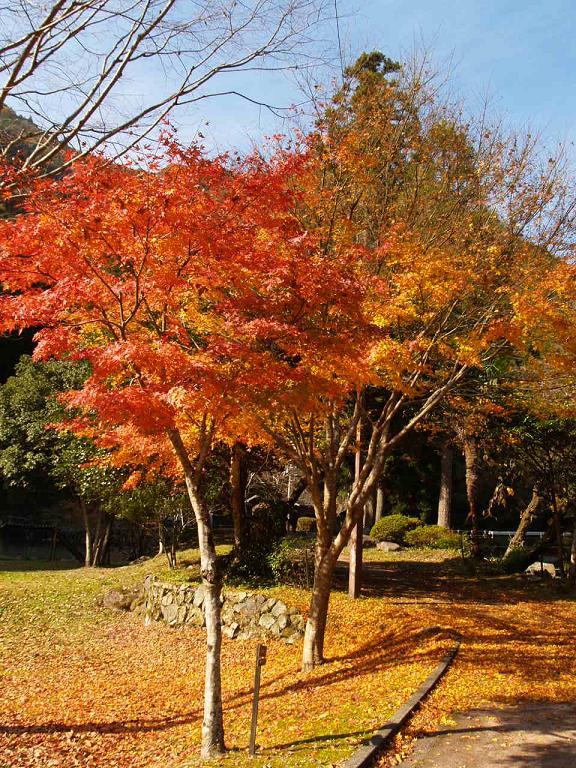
top-left (437, 441), bottom-right (453, 528)
top-left (348, 416), bottom-right (363, 598)
top-left (79, 498), bottom-right (93, 567)
top-left (302, 547), bottom-right (337, 671)
top-left (504, 488), bottom-right (541, 557)
top-left (462, 434), bottom-right (482, 558)
top-left (551, 491), bottom-right (565, 578)
top-left (230, 442), bottom-right (248, 557)
top-left (569, 517), bottom-right (576, 586)
top-left (375, 481), bottom-right (385, 522)
top-left (168, 428), bottom-right (225, 758)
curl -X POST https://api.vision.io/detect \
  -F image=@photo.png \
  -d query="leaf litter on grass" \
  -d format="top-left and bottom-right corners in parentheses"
top-left (1, 552), bottom-right (575, 768)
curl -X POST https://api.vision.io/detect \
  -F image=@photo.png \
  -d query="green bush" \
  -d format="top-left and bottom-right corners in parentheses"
top-left (295, 516), bottom-right (317, 533)
top-left (370, 514), bottom-right (420, 544)
top-left (404, 525), bottom-right (461, 550)
top-left (267, 536), bottom-right (315, 585)
top-left (500, 546), bottom-right (531, 574)
top-left (227, 501), bottom-right (287, 580)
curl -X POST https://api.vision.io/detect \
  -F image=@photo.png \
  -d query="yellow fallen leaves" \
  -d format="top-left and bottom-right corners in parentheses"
top-left (1, 554), bottom-right (575, 768)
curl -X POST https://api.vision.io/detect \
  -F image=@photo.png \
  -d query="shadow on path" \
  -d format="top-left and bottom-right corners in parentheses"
top-left (400, 703), bottom-right (576, 767)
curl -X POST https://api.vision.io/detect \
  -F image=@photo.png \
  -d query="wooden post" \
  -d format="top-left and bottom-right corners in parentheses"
top-left (349, 414), bottom-right (363, 599)
top-left (249, 644), bottom-right (267, 755)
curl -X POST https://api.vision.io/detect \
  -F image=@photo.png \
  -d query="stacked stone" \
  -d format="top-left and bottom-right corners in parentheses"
top-left (143, 576), bottom-right (305, 644)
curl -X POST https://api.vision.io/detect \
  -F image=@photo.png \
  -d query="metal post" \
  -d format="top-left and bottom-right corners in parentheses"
top-left (249, 644), bottom-right (267, 755)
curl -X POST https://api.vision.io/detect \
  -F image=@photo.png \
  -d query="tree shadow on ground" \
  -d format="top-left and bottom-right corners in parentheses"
top-left (404, 703), bottom-right (576, 768)
top-left (334, 556), bottom-right (572, 605)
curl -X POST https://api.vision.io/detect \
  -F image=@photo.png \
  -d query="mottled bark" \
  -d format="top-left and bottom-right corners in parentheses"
top-left (437, 441), bottom-right (453, 528)
top-left (168, 428), bottom-right (225, 758)
top-left (504, 488), bottom-right (541, 557)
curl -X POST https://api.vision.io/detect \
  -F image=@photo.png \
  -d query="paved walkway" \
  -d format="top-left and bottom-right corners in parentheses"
top-left (400, 704), bottom-right (576, 768)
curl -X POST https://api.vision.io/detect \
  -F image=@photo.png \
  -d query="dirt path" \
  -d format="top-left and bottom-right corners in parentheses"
top-left (399, 704), bottom-right (576, 767)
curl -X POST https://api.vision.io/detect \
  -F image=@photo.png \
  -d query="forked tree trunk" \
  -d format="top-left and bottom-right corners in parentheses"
top-left (504, 488), bottom-right (541, 557)
top-left (437, 441), bottom-right (453, 528)
top-left (230, 441), bottom-right (248, 558)
top-left (169, 429), bottom-right (225, 759)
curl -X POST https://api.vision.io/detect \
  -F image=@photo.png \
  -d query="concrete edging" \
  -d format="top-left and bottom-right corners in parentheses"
top-left (339, 638), bottom-right (461, 768)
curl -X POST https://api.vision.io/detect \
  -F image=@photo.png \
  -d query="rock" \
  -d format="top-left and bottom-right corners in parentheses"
top-left (362, 535), bottom-right (376, 548)
top-left (259, 613), bottom-right (276, 629)
top-left (376, 541), bottom-right (401, 552)
top-left (188, 607), bottom-right (205, 627)
top-left (271, 601), bottom-right (287, 617)
top-left (276, 613), bottom-right (288, 631)
top-left (129, 595), bottom-right (145, 613)
top-left (222, 622), bottom-right (240, 639)
top-left (525, 562), bottom-right (557, 578)
top-left (102, 589), bottom-right (134, 612)
top-left (161, 592), bottom-right (173, 606)
top-left (254, 594), bottom-right (267, 606)
top-left (269, 621), bottom-right (282, 637)
top-left (193, 587), bottom-right (205, 607)
top-left (238, 598), bottom-right (259, 619)
top-left (162, 603), bottom-right (178, 625)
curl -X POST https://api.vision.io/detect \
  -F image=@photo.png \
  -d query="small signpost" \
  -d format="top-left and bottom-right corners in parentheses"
top-left (249, 643), bottom-right (267, 756)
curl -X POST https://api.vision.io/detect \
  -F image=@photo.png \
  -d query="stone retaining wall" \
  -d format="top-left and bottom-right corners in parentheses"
top-left (143, 576), bottom-right (305, 643)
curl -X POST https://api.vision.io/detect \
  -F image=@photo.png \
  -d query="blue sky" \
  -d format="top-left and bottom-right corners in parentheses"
top-left (172, 0), bottom-right (576, 155)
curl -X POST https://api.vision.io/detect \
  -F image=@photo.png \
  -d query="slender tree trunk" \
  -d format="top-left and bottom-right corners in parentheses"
top-left (462, 434), bottom-right (482, 558)
top-left (437, 441), bottom-right (453, 528)
top-left (569, 517), bottom-right (576, 586)
top-left (504, 488), bottom-right (541, 557)
top-left (92, 512), bottom-right (114, 567)
top-left (375, 481), bottom-right (385, 522)
top-left (229, 441), bottom-right (248, 558)
top-left (550, 491), bottom-right (565, 578)
top-left (157, 521), bottom-right (165, 556)
top-left (168, 428), bottom-right (225, 758)
top-left (79, 498), bottom-right (93, 567)
top-left (348, 417), bottom-right (363, 598)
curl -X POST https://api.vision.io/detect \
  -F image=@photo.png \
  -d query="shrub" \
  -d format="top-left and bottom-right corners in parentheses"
top-left (370, 514), bottom-right (420, 544)
top-left (500, 546), bottom-right (531, 574)
top-left (267, 536), bottom-right (315, 585)
top-left (296, 516), bottom-right (317, 533)
top-left (404, 525), bottom-right (461, 550)
top-left (227, 500), bottom-right (287, 580)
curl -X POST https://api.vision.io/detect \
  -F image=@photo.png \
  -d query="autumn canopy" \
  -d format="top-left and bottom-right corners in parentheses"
top-left (1, 57), bottom-right (575, 756)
